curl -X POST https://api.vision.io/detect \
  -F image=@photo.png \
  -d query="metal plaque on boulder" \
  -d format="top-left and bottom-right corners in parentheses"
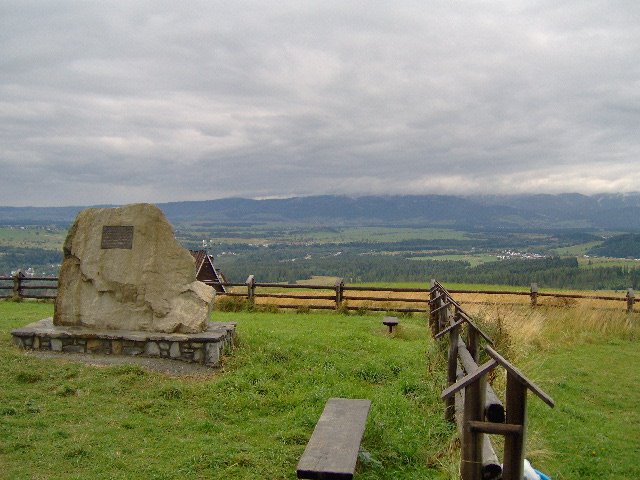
top-left (101, 225), bottom-right (134, 249)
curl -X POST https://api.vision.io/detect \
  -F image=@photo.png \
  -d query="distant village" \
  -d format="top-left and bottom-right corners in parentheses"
top-left (496, 250), bottom-right (547, 261)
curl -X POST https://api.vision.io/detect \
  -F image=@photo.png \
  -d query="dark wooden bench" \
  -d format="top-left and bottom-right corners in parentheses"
top-left (296, 398), bottom-right (372, 480)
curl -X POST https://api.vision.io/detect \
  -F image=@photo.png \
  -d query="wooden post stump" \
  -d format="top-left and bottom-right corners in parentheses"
top-left (335, 279), bottom-right (344, 310)
top-left (12, 271), bottom-right (25, 300)
top-left (246, 275), bottom-right (256, 305)
top-left (530, 283), bottom-right (538, 307)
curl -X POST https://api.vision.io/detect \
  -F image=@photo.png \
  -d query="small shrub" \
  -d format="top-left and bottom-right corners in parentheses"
top-left (216, 296), bottom-right (248, 312)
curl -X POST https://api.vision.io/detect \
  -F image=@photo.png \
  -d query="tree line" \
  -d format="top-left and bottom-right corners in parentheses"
top-left (218, 254), bottom-right (640, 290)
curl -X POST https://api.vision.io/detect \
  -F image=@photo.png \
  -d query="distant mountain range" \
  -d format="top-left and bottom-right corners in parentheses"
top-left (2, 193), bottom-right (640, 231)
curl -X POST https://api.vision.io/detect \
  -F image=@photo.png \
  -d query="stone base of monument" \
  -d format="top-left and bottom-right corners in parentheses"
top-left (11, 318), bottom-right (236, 367)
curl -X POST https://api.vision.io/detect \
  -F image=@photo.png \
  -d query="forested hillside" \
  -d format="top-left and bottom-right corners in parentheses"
top-left (587, 234), bottom-right (640, 259)
top-left (218, 254), bottom-right (640, 290)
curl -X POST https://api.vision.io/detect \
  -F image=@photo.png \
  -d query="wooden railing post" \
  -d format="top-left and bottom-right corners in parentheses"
top-left (12, 271), bottom-right (25, 300)
top-left (446, 323), bottom-right (459, 422)
top-left (246, 275), bottom-right (256, 305)
top-left (502, 372), bottom-right (527, 480)
top-left (438, 296), bottom-right (449, 333)
top-left (429, 279), bottom-right (438, 336)
top-left (627, 288), bottom-right (635, 313)
top-left (461, 372), bottom-right (487, 480)
top-left (334, 279), bottom-right (344, 310)
top-left (467, 325), bottom-right (479, 363)
top-left (530, 283), bottom-right (538, 307)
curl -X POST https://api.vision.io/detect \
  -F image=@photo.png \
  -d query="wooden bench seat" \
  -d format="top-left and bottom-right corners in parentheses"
top-left (296, 398), bottom-right (372, 480)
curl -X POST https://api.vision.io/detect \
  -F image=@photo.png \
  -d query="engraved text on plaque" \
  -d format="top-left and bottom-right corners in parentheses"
top-left (101, 226), bottom-right (134, 249)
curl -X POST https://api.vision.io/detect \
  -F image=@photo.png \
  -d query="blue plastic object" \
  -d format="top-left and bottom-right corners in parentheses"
top-left (535, 469), bottom-right (551, 480)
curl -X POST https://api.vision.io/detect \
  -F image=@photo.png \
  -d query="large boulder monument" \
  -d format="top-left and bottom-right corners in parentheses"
top-left (12, 204), bottom-right (235, 367)
top-left (54, 203), bottom-right (213, 333)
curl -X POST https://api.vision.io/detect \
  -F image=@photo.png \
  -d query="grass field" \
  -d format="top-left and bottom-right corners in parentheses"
top-left (552, 241), bottom-right (602, 256)
top-left (576, 256), bottom-right (640, 269)
top-left (1, 300), bottom-right (638, 479)
top-left (181, 226), bottom-right (471, 246)
top-left (0, 301), bottom-right (456, 480)
top-left (408, 254), bottom-right (497, 267)
top-left (473, 303), bottom-right (640, 480)
top-left (0, 227), bottom-right (66, 251)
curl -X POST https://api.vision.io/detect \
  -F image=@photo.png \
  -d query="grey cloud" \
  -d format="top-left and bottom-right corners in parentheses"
top-left (1, 1), bottom-right (639, 206)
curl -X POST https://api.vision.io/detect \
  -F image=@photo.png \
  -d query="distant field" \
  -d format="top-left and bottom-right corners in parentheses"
top-left (0, 227), bottom-right (66, 251)
top-left (294, 227), bottom-right (471, 243)
top-left (408, 254), bottom-right (497, 267)
top-left (186, 226), bottom-right (472, 245)
top-left (552, 241), bottom-right (602, 256)
top-left (577, 256), bottom-right (640, 269)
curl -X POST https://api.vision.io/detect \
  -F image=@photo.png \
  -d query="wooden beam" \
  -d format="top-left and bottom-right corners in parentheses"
top-left (441, 359), bottom-right (498, 401)
top-left (484, 346), bottom-right (555, 408)
top-left (467, 420), bottom-right (524, 436)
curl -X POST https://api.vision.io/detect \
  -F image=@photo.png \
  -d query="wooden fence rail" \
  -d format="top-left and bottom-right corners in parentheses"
top-left (1, 273), bottom-right (636, 313)
top-left (431, 280), bottom-right (555, 480)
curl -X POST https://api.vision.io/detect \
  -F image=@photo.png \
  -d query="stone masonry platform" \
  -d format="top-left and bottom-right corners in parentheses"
top-left (12, 318), bottom-right (235, 367)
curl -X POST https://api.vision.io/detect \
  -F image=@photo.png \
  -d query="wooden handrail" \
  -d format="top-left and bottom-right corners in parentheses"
top-left (432, 281), bottom-right (555, 480)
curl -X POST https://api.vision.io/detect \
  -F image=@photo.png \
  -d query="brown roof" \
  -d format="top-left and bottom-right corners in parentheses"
top-left (190, 250), bottom-right (208, 271)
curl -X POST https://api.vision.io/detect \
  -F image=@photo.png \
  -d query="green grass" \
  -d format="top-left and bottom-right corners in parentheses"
top-left (0, 301), bottom-right (456, 479)
top-left (472, 304), bottom-right (640, 479)
top-left (3, 300), bottom-right (638, 479)
top-left (526, 340), bottom-right (640, 479)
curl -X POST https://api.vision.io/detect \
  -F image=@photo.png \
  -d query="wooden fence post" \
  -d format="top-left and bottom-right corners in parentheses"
top-left (627, 288), bottom-right (635, 313)
top-left (246, 275), bottom-right (256, 305)
top-left (530, 283), bottom-right (538, 307)
top-left (334, 279), bottom-right (344, 310)
top-left (502, 372), bottom-right (527, 480)
top-left (446, 323), bottom-right (459, 422)
top-left (467, 325), bottom-right (479, 363)
top-left (438, 296), bottom-right (449, 333)
top-left (461, 373), bottom-right (488, 480)
top-left (12, 271), bottom-right (25, 300)
top-left (429, 279), bottom-right (438, 336)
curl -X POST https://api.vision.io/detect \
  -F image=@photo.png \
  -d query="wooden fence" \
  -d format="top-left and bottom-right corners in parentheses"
top-left (430, 280), bottom-right (555, 480)
top-left (1, 272), bottom-right (636, 313)
top-left (0, 272), bottom-right (57, 300)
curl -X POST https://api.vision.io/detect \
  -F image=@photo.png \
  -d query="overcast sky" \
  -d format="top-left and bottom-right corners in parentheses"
top-left (1, 1), bottom-right (639, 206)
